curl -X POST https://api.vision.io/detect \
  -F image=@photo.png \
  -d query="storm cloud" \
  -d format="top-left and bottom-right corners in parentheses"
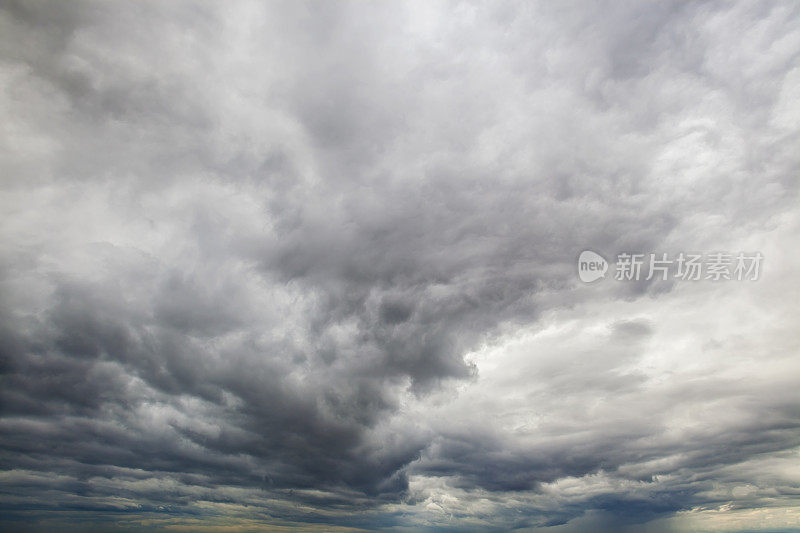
top-left (1, 1), bottom-right (799, 531)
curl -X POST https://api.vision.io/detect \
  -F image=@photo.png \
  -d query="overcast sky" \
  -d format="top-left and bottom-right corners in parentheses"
top-left (1, 1), bottom-right (799, 532)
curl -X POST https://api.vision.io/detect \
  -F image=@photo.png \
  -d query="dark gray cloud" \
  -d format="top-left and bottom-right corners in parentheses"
top-left (1, 0), bottom-right (799, 531)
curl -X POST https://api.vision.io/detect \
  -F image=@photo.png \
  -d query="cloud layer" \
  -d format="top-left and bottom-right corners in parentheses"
top-left (1, 1), bottom-right (799, 531)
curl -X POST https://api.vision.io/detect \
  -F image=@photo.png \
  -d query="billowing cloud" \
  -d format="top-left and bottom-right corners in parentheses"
top-left (1, 1), bottom-right (798, 531)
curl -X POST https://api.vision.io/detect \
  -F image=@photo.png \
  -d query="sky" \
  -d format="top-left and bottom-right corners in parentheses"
top-left (0, 1), bottom-right (799, 532)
